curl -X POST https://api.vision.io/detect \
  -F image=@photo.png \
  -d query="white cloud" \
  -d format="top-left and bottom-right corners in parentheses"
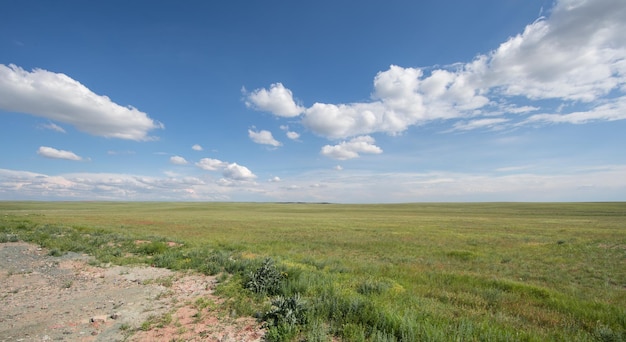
top-left (223, 163), bottom-right (257, 181)
top-left (521, 97), bottom-right (626, 125)
top-left (192, 144), bottom-right (203, 151)
top-left (244, 83), bottom-right (304, 117)
top-left (0, 169), bottom-right (230, 201)
top-left (196, 158), bottom-right (257, 181)
top-left (248, 129), bottom-right (282, 147)
top-left (269, 176), bottom-right (281, 182)
top-left (320, 135), bottom-right (383, 160)
top-left (196, 158), bottom-right (227, 171)
top-left (504, 105), bottom-right (539, 114)
top-left (483, 0), bottom-right (626, 102)
top-left (334, 165), bottom-right (343, 171)
top-left (40, 122), bottom-right (66, 133)
top-left (0, 64), bottom-right (163, 141)
top-left (2, 164), bottom-right (626, 202)
top-left (450, 118), bottom-right (510, 132)
top-left (169, 156), bottom-right (188, 165)
top-left (286, 131), bottom-right (300, 140)
top-left (246, 0), bottom-right (626, 139)
top-left (37, 146), bottom-right (83, 161)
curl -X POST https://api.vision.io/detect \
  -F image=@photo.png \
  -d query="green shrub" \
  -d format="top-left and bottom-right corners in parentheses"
top-left (264, 293), bottom-right (308, 327)
top-left (0, 233), bottom-right (18, 243)
top-left (246, 258), bottom-right (284, 296)
top-left (135, 240), bottom-right (168, 256)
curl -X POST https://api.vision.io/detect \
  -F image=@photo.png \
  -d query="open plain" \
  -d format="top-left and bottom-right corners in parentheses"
top-left (1, 202), bottom-right (624, 341)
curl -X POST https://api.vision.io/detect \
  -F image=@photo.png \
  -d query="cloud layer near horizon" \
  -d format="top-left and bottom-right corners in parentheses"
top-left (2, 164), bottom-right (625, 202)
top-left (0, 64), bottom-right (163, 141)
top-left (245, 0), bottom-right (626, 141)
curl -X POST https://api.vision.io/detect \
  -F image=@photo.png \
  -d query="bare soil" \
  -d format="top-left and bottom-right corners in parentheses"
top-left (0, 242), bottom-right (265, 341)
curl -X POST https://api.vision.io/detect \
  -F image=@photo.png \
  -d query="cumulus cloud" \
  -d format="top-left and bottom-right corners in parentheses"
top-left (248, 129), bottom-right (282, 147)
top-left (269, 176), bottom-right (281, 182)
top-left (169, 156), bottom-right (188, 165)
top-left (484, 0), bottom-right (626, 102)
top-left (196, 158), bottom-right (257, 181)
top-left (196, 158), bottom-right (227, 171)
top-left (246, 0), bottom-right (626, 137)
top-left (320, 136), bottom-right (383, 160)
top-left (0, 64), bottom-right (163, 140)
top-left (223, 163), bottom-right (257, 180)
top-left (244, 83), bottom-right (304, 117)
top-left (192, 144), bottom-right (203, 151)
top-left (37, 146), bottom-right (83, 161)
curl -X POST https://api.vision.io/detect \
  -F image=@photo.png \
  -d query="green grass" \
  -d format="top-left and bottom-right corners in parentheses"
top-left (1, 201), bottom-right (625, 341)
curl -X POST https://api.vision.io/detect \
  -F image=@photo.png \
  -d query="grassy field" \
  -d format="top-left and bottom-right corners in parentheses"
top-left (1, 201), bottom-right (625, 341)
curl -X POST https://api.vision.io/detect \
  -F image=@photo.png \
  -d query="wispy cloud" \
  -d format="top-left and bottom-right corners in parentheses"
top-left (0, 64), bottom-right (163, 141)
top-left (37, 146), bottom-right (83, 161)
top-left (192, 144), bottom-right (203, 151)
top-left (39, 122), bottom-right (66, 133)
top-left (449, 118), bottom-right (510, 132)
top-left (107, 150), bottom-right (135, 155)
top-left (2, 164), bottom-right (625, 202)
top-left (286, 131), bottom-right (300, 140)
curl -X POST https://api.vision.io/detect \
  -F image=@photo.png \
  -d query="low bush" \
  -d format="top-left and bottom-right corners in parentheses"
top-left (246, 258), bottom-right (284, 296)
top-left (264, 293), bottom-right (308, 327)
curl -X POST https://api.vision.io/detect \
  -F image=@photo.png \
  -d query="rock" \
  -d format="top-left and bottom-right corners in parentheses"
top-left (90, 315), bottom-right (108, 323)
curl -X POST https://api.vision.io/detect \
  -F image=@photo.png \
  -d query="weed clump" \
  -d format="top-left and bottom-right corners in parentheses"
top-left (246, 258), bottom-right (284, 296)
top-left (263, 293), bottom-right (308, 342)
top-left (265, 293), bottom-right (308, 327)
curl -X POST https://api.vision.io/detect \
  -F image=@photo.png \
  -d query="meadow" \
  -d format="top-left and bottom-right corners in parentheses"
top-left (1, 201), bottom-right (624, 341)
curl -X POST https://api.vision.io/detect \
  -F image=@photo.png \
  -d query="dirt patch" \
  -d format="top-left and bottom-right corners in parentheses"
top-left (0, 242), bottom-right (264, 341)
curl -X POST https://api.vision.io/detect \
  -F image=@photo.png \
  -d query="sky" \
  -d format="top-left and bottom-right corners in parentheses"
top-left (1, 0), bottom-right (625, 203)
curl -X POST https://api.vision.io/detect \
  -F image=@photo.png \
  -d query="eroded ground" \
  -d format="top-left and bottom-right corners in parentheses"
top-left (0, 242), bottom-right (264, 341)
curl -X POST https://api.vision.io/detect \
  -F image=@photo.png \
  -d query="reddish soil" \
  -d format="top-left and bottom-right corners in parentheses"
top-left (0, 242), bottom-right (265, 341)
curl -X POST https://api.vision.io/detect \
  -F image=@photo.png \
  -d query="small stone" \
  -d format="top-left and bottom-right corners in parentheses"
top-left (110, 313), bottom-right (120, 320)
top-left (90, 315), bottom-right (108, 323)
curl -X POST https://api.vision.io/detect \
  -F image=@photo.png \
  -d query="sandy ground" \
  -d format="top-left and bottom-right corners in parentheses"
top-left (0, 242), bottom-right (265, 341)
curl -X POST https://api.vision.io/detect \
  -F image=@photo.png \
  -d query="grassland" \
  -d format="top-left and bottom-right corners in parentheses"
top-left (1, 201), bottom-right (625, 341)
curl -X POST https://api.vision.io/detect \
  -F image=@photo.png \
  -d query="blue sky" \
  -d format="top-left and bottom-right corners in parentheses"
top-left (1, 0), bottom-right (625, 202)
